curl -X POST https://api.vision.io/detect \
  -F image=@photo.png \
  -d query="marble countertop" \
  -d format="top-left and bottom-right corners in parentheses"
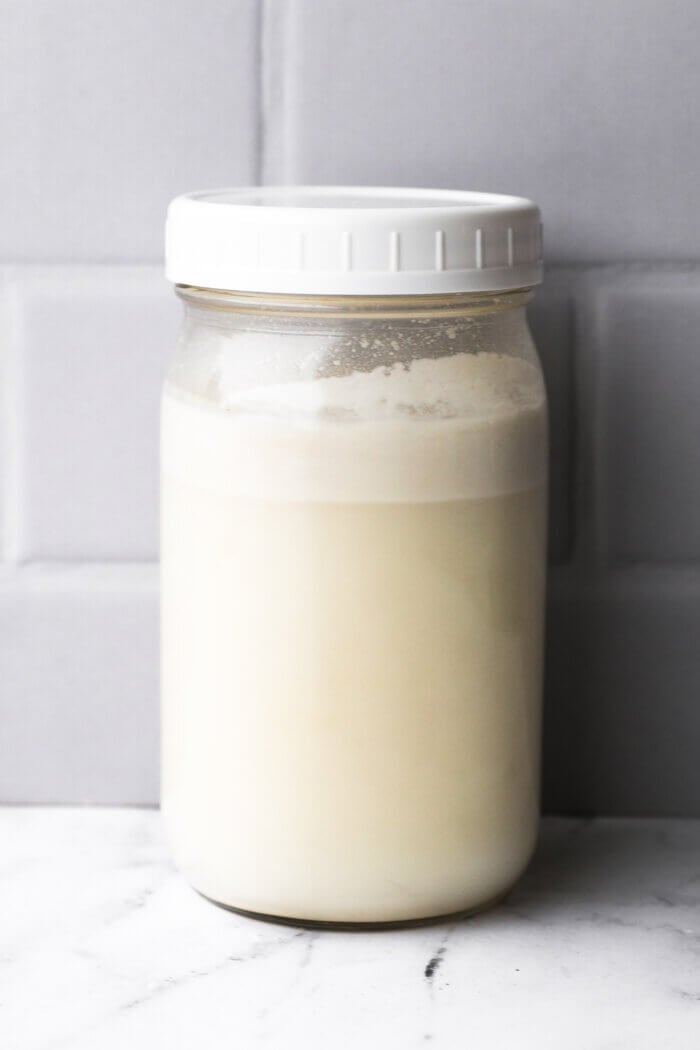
top-left (2, 809), bottom-right (699, 1049)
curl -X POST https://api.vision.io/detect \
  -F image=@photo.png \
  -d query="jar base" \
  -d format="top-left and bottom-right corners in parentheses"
top-left (195, 886), bottom-right (513, 931)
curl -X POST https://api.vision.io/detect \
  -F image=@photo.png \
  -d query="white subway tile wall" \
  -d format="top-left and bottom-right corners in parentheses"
top-left (588, 271), bottom-right (700, 562)
top-left (544, 569), bottom-right (700, 816)
top-left (0, 567), bottom-right (158, 803)
top-left (1, 0), bottom-right (698, 812)
top-left (262, 0), bottom-right (700, 262)
top-left (0, 0), bottom-right (260, 261)
top-left (8, 268), bottom-right (178, 561)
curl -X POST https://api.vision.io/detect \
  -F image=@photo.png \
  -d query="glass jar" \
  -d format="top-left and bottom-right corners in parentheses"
top-left (161, 188), bottom-right (547, 927)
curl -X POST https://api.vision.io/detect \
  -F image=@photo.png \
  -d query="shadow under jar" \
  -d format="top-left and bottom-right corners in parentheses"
top-left (161, 187), bottom-right (548, 927)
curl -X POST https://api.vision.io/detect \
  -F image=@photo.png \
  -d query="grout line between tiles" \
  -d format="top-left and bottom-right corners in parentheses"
top-left (253, 0), bottom-right (265, 185)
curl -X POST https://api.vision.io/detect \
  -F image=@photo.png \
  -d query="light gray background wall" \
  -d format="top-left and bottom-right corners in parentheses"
top-left (1, 0), bottom-right (699, 813)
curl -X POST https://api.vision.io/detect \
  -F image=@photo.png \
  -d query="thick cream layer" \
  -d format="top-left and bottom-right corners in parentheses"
top-left (161, 351), bottom-right (546, 503)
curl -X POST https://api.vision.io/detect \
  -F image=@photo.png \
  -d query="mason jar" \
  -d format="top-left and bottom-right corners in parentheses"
top-left (161, 187), bottom-right (547, 927)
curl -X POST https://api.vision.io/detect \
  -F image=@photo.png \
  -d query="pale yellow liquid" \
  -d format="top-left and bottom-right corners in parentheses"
top-left (162, 485), bottom-right (545, 922)
top-left (161, 352), bottom-right (547, 923)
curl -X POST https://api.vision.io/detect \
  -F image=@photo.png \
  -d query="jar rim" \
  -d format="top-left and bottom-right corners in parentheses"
top-left (175, 284), bottom-right (535, 319)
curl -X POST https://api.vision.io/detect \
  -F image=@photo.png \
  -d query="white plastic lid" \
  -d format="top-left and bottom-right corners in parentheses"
top-left (165, 186), bottom-right (543, 296)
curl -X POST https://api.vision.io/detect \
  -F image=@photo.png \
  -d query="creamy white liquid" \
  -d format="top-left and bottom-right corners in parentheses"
top-left (161, 351), bottom-right (547, 923)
